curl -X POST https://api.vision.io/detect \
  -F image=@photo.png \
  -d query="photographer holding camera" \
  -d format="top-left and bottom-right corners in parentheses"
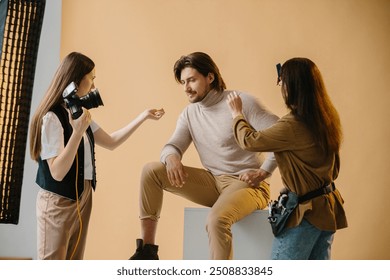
top-left (29, 52), bottom-right (164, 260)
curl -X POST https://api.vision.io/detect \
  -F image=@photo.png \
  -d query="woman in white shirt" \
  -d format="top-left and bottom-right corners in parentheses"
top-left (29, 52), bottom-right (164, 259)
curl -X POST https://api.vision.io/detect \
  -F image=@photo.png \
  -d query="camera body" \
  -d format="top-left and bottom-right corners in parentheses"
top-left (276, 63), bottom-right (282, 83)
top-left (62, 82), bottom-right (104, 119)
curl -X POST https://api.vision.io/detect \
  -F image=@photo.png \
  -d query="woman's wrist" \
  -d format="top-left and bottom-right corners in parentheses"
top-left (232, 112), bottom-right (243, 119)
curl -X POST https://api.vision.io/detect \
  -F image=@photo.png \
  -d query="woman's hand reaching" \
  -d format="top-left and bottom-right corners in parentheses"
top-left (143, 108), bottom-right (165, 121)
top-left (226, 91), bottom-right (243, 118)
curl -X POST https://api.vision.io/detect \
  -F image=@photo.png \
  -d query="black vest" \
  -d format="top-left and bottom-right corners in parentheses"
top-left (36, 106), bottom-right (96, 200)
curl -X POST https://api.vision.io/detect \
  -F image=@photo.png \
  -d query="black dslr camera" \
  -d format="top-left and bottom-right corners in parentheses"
top-left (62, 82), bottom-right (104, 119)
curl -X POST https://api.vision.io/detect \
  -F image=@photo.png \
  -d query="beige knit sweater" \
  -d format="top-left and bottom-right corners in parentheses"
top-left (160, 89), bottom-right (279, 176)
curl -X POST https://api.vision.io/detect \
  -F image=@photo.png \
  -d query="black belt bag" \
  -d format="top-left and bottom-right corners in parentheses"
top-left (268, 182), bottom-right (336, 237)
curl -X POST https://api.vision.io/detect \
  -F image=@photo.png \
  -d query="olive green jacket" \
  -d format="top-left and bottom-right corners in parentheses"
top-left (233, 113), bottom-right (347, 231)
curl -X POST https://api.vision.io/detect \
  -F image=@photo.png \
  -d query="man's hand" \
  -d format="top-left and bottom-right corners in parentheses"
top-left (238, 169), bottom-right (270, 187)
top-left (165, 154), bottom-right (188, 188)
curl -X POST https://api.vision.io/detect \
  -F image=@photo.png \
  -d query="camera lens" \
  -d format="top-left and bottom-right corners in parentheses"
top-left (80, 89), bottom-right (104, 109)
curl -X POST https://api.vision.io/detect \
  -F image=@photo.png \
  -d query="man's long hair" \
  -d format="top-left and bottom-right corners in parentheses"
top-left (174, 52), bottom-right (226, 92)
top-left (29, 52), bottom-right (95, 161)
top-left (280, 57), bottom-right (342, 154)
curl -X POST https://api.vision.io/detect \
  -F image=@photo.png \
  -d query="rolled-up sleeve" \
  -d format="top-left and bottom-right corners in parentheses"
top-left (232, 115), bottom-right (294, 153)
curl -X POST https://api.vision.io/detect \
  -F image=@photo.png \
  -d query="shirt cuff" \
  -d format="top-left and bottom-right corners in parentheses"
top-left (260, 153), bottom-right (278, 174)
top-left (160, 144), bottom-right (182, 164)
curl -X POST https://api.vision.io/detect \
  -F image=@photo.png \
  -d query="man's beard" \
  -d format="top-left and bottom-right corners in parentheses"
top-left (187, 89), bottom-right (209, 103)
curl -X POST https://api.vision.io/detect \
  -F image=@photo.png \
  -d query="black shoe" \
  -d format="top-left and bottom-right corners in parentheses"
top-left (129, 238), bottom-right (159, 260)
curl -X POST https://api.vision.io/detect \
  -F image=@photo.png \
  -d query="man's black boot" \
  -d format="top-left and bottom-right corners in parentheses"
top-left (129, 238), bottom-right (159, 260)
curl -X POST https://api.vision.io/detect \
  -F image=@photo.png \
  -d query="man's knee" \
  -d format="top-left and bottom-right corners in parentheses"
top-left (141, 162), bottom-right (165, 179)
top-left (206, 209), bottom-right (232, 233)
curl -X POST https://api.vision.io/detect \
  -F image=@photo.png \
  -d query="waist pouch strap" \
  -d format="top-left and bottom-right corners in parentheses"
top-left (298, 182), bottom-right (336, 203)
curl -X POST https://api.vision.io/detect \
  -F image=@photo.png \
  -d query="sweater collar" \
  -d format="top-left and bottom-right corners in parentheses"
top-left (198, 89), bottom-right (224, 108)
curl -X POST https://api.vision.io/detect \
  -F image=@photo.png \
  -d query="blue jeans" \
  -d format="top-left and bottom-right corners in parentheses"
top-left (271, 219), bottom-right (335, 260)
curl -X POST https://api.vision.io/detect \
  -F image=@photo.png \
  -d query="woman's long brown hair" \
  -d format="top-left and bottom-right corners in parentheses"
top-left (29, 52), bottom-right (95, 161)
top-left (280, 58), bottom-right (342, 154)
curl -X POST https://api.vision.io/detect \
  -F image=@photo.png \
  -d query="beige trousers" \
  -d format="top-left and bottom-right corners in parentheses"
top-left (139, 162), bottom-right (270, 260)
top-left (36, 181), bottom-right (92, 260)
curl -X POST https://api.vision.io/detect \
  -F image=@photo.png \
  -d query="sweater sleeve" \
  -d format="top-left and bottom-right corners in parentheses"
top-left (241, 93), bottom-right (279, 173)
top-left (160, 110), bottom-right (193, 164)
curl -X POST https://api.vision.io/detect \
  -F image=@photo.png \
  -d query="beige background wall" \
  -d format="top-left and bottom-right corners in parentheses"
top-left (61, 0), bottom-right (390, 259)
